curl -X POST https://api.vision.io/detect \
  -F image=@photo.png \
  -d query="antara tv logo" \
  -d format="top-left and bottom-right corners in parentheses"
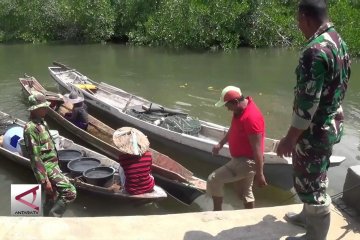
top-left (11, 184), bottom-right (42, 216)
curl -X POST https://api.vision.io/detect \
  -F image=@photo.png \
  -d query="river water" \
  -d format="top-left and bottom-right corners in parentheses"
top-left (0, 44), bottom-right (359, 216)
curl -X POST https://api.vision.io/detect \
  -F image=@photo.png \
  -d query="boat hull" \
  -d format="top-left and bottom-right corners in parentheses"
top-left (0, 112), bottom-right (167, 201)
top-left (48, 65), bottom-right (346, 191)
top-left (20, 77), bottom-right (206, 205)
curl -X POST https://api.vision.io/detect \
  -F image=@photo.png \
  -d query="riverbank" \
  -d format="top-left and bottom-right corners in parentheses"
top-left (0, 204), bottom-right (358, 240)
top-left (1, 1), bottom-right (359, 56)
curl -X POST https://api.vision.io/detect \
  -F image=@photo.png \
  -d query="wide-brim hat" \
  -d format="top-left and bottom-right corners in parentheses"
top-left (113, 127), bottom-right (150, 156)
top-left (28, 93), bottom-right (50, 111)
top-left (64, 92), bottom-right (84, 104)
top-left (215, 86), bottom-right (242, 107)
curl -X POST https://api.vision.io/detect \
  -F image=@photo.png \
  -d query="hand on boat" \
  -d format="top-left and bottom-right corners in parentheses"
top-left (276, 136), bottom-right (294, 158)
top-left (212, 143), bottom-right (223, 155)
top-left (255, 173), bottom-right (268, 187)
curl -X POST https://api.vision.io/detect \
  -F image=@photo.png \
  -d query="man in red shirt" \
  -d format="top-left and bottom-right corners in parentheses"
top-left (207, 86), bottom-right (267, 211)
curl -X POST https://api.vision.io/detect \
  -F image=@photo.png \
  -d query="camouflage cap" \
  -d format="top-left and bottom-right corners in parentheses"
top-left (28, 93), bottom-right (50, 111)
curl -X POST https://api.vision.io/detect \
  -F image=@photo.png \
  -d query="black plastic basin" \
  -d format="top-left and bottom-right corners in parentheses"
top-left (83, 166), bottom-right (115, 187)
top-left (58, 149), bottom-right (83, 172)
top-left (67, 157), bottom-right (101, 177)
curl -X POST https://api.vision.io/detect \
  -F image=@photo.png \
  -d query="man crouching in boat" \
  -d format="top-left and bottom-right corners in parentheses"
top-left (113, 127), bottom-right (155, 195)
top-left (207, 86), bottom-right (267, 211)
top-left (24, 93), bottom-right (77, 217)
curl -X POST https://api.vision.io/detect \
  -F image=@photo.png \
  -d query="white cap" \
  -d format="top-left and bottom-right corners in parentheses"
top-left (215, 86), bottom-right (242, 107)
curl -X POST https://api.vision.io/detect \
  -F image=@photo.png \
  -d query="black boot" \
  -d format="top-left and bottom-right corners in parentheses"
top-left (49, 199), bottom-right (67, 217)
top-left (43, 200), bottom-right (55, 217)
top-left (42, 193), bottom-right (55, 217)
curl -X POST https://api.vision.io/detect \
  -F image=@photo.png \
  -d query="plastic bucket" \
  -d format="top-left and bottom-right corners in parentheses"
top-left (57, 149), bottom-right (83, 172)
top-left (83, 166), bottom-right (115, 187)
top-left (67, 157), bottom-right (101, 177)
top-left (3, 126), bottom-right (23, 153)
top-left (49, 130), bottom-right (60, 150)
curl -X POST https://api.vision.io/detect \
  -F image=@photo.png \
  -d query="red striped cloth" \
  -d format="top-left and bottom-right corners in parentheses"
top-left (118, 151), bottom-right (155, 195)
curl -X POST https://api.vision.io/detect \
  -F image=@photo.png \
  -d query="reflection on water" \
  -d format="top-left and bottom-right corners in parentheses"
top-left (0, 44), bottom-right (359, 216)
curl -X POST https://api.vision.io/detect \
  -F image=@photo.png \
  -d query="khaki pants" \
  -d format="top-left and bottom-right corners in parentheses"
top-left (207, 157), bottom-right (256, 203)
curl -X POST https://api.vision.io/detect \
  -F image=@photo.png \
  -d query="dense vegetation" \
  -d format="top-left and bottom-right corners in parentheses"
top-left (0, 0), bottom-right (359, 55)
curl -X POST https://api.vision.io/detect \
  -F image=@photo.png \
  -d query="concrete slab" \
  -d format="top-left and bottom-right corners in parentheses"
top-left (343, 165), bottom-right (360, 214)
top-left (0, 204), bottom-right (359, 240)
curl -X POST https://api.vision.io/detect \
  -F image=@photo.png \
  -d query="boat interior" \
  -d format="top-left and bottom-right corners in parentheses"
top-left (0, 112), bottom-right (125, 192)
top-left (51, 68), bottom-right (279, 155)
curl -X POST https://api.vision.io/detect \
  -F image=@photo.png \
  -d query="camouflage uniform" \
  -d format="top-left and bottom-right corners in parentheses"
top-left (23, 118), bottom-right (77, 204)
top-left (292, 22), bottom-right (351, 204)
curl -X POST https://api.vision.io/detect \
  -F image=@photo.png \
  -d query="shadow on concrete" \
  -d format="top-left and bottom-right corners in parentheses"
top-left (332, 197), bottom-right (360, 240)
top-left (334, 209), bottom-right (360, 240)
top-left (183, 214), bottom-right (303, 240)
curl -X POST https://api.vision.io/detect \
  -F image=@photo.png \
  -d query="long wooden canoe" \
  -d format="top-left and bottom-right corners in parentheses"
top-left (47, 63), bottom-right (346, 191)
top-left (48, 62), bottom-right (345, 168)
top-left (0, 111), bottom-right (167, 201)
top-left (20, 76), bottom-right (206, 205)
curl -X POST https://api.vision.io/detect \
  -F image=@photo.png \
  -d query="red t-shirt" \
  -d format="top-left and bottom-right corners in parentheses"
top-left (228, 97), bottom-right (265, 158)
top-left (118, 151), bottom-right (155, 195)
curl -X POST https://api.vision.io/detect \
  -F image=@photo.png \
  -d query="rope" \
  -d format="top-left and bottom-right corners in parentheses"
top-left (330, 183), bottom-right (360, 200)
top-left (279, 183), bottom-right (360, 205)
top-left (279, 192), bottom-right (298, 205)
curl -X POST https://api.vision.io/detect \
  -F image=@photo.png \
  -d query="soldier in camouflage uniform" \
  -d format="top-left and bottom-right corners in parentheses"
top-left (276, 0), bottom-right (351, 239)
top-left (24, 93), bottom-right (77, 217)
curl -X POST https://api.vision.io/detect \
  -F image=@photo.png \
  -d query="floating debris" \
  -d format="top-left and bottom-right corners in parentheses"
top-left (188, 94), bottom-right (214, 102)
top-left (180, 83), bottom-right (188, 88)
top-left (175, 101), bottom-right (192, 107)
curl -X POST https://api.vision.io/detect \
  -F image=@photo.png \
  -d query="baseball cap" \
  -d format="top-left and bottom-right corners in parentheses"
top-left (215, 86), bottom-right (242, 107)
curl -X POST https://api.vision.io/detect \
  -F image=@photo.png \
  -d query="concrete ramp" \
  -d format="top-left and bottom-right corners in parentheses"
top-left (0, 204), bottom-right (359, 240)
top-left (343, 165), bottom-right (360, 214)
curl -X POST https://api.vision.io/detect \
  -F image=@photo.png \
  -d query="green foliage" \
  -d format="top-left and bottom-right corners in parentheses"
top-left (0, 0), bottom-right (22, 41)
top-left (242, 0), bottom-right (302, 48)
top-left (0, 0), bottom-right (59, 42)
top-left (0, 0), bottom-right (115, 43)
top-left (112, 0), bottom-right (158, 39)
top-left (0, 0), bottom-right (359, 55)
top-left (329, 1), bottom-right (360, 56)
top-left (19, 0), bottom-right (62, 43)
top-left (129, 0), bottom-right (249, 50)
top-left (53, 0), bottom-right (115, 42)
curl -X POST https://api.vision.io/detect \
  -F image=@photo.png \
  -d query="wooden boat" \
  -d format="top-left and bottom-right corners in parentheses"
top-left (48, 62), bottom-right (345, 167)
top-left (0, 111), bottom-right (167, 201)
top-left (20, 76), bottom-right (206, 205)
